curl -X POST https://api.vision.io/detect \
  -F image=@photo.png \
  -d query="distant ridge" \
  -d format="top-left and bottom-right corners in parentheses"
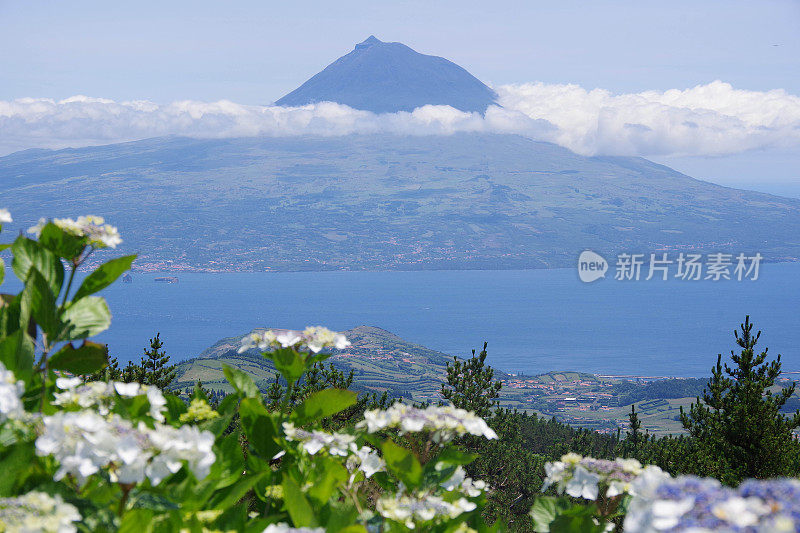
top-left (276, 36), bottom-right (498, 113)
top-left (173, 325), bottom-right (471, 400)
top-left (3, 133), bottom-right (800, 271)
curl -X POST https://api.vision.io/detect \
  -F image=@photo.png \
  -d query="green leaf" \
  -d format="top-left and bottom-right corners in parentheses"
top-left (11, 236), bottom-right (64, 297)
top-left (38, 222), bottom-right (85, 259)
top-left (550, 506), bottom-right (606, 533)
top-left (334, 527), bottom-right (368, 533)
top-left (48, 341), bottom-right (107, 374)
top-left (73, 255), bottom-right (136, 301)
top-left (269, 348), bottom-right (307, 384)
top-left (223, 364), bottom-right (259, 398)
top-left (208, 471), bottom-right (269, 510)
top-left (434, 447), bottom-right (479, 467)
top-left (164, 393), bottom-right (188, 423)
top-left (307, 456), bottom-right (348, 504)
top-left (25, 267), bottom-right (59, 339)
top-left (531, 497), bottom-right (601, 533)
top-left (325, 507), bottom-right (365, 533)
top-left (530, 496), bottom-right (564, 533)
top-left (239, 397), bottom-right (282, 459)
top-left (59, 296), bottom-right (111, 339)
top-left (212, 432), bottom-right (247, 488)
top-left (0, 443), bottom-right (34, 496)
top-left (381, 438), bottom-right (423, 489)
top-left (216, 394), bottom-right (240, 417)
top-left (0, 329), bottom-right (34, 381)
top-left (292, 388), bottom-right (357, 425)
top-left (119, 509), bottom-right (155, 533)
top-left (0, 257), bottom-right (5, 287)
top-left (0, 290), bottom-right (35, 342)
top-left (282, 473), bottom-right (318, 528)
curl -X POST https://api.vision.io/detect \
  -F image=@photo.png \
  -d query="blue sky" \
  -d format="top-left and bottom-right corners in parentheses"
top-left (1, 0), bottom-right (798, 195)
top-left (2, 0), bottom-right (798, 101)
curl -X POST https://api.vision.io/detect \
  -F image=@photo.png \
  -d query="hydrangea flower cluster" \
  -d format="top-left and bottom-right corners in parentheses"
top-left (53, 377), bottom-right (167, 422)
top-left (35, 410), bottom-right (215, 485)
top-left (0, 208), bottom-right (11, 224)
top-left (28, 215), bottom-right (122, 249)
top-left (283, 422), bottom-right (356, 456)
top-left (440, 465), bottom-right (488, 497)
top-left (624, 472), bottom-right (800, 532)
top-left (0, 362), bottom-right (25, 423)
top-left (377, 492), bottom-right (478, 529)
top-left (179, 398), bottom-right (220, 423)
top-left (542, 453), bottom-right (660, 500)
top-left (0, 491), bottom-right (81, 533)
top-left (282, 422), bottom-right (385, 478)
top-left (239, 326), bottom-right (351, 354)
top-left (359, 403), bottom-right (499, 442)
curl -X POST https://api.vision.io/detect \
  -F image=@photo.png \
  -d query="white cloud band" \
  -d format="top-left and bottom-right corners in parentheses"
top-left (1, 81), bottom-right (798, 157)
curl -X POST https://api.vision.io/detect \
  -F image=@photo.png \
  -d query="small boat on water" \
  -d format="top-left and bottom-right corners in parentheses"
top-left (154, 276), bottom-right (179, 284)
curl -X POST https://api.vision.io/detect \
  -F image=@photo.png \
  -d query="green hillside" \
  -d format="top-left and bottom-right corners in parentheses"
top-left (173, 325), bottom-right (483, 402)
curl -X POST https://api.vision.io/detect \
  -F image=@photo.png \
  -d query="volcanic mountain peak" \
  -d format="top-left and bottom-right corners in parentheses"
top-left (276, 36), bottom-right (498, 114)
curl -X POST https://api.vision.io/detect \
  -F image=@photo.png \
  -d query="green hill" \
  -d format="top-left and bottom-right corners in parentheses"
top-left (173, 325), bottom-right (488, 402)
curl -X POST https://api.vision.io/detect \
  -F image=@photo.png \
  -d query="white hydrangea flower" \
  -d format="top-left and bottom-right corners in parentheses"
top-left (282, 422), bottom-right (356, 456)
top-left (238, 327), bottom-right (350, 354)
top-left (440, 466), bottom-right (488, 497)
top-left (28, 215), bottom-right (122, 248)
top-left (0, 208), bottom-right (11, 223)
top-left (542, 454), bottom-right (658, 501)
top-left (146, 423), bottom-right (216, 484)
top-left (262, 523), bottom-right (324, 533)
top-left (359, 402), bottom-right (498, 442)
top-left (302, 326), bottom-right (351, 353)
top-left (55, 377), bottom-right (82, 390)
top-left (276, 331), bottom-right (303, 349)
top-left (565, 465), bottom-right (600, 500)
top-left (0, 491), bottom-right (81, 533)
top-left (377, 493), bottom-right (477, 529)
top-left (35, 410), bottom-right (215, 486)
top-left (0, 362), bottom-right (25, 423)
top-left (541, 460), bottom-right (568, 492)
top-left (282, 422), bottom-right (385, 480)
top-left (350, 445), bottom-right (385, 478)
top-left (239, 331), bottom-right (278, 353)
top-left (53, 379), bottom-right (166, 422)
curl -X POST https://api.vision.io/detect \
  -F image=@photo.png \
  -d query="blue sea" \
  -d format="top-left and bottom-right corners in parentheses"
top-left (4, 264), bottom-right (800, 377)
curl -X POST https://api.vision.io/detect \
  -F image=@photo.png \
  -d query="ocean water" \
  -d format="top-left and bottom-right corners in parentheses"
top-left (3, 264), bottom-right (799, 377)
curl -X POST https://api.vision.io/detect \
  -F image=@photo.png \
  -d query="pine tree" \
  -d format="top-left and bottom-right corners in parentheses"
top-left (680, 316), bottom-right (800, 484)
top-left (441, 342), bottom-right (502, 418)
top-left (266, 375), bottom-right (284, 411)
top-left (193, 379), bottom-right (210, 401)
top-left (122, 359), bottom-right (144, 384)
top-left (87, 345), bottom-right (121, 382)
top-left (627, 404), bottom-right (641, 442)
top-left (140, 333), bottom-right (177, 389)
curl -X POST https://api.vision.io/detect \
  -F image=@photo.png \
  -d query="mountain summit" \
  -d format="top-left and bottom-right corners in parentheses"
top-left (275, 36), bottom-right (498, 113)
